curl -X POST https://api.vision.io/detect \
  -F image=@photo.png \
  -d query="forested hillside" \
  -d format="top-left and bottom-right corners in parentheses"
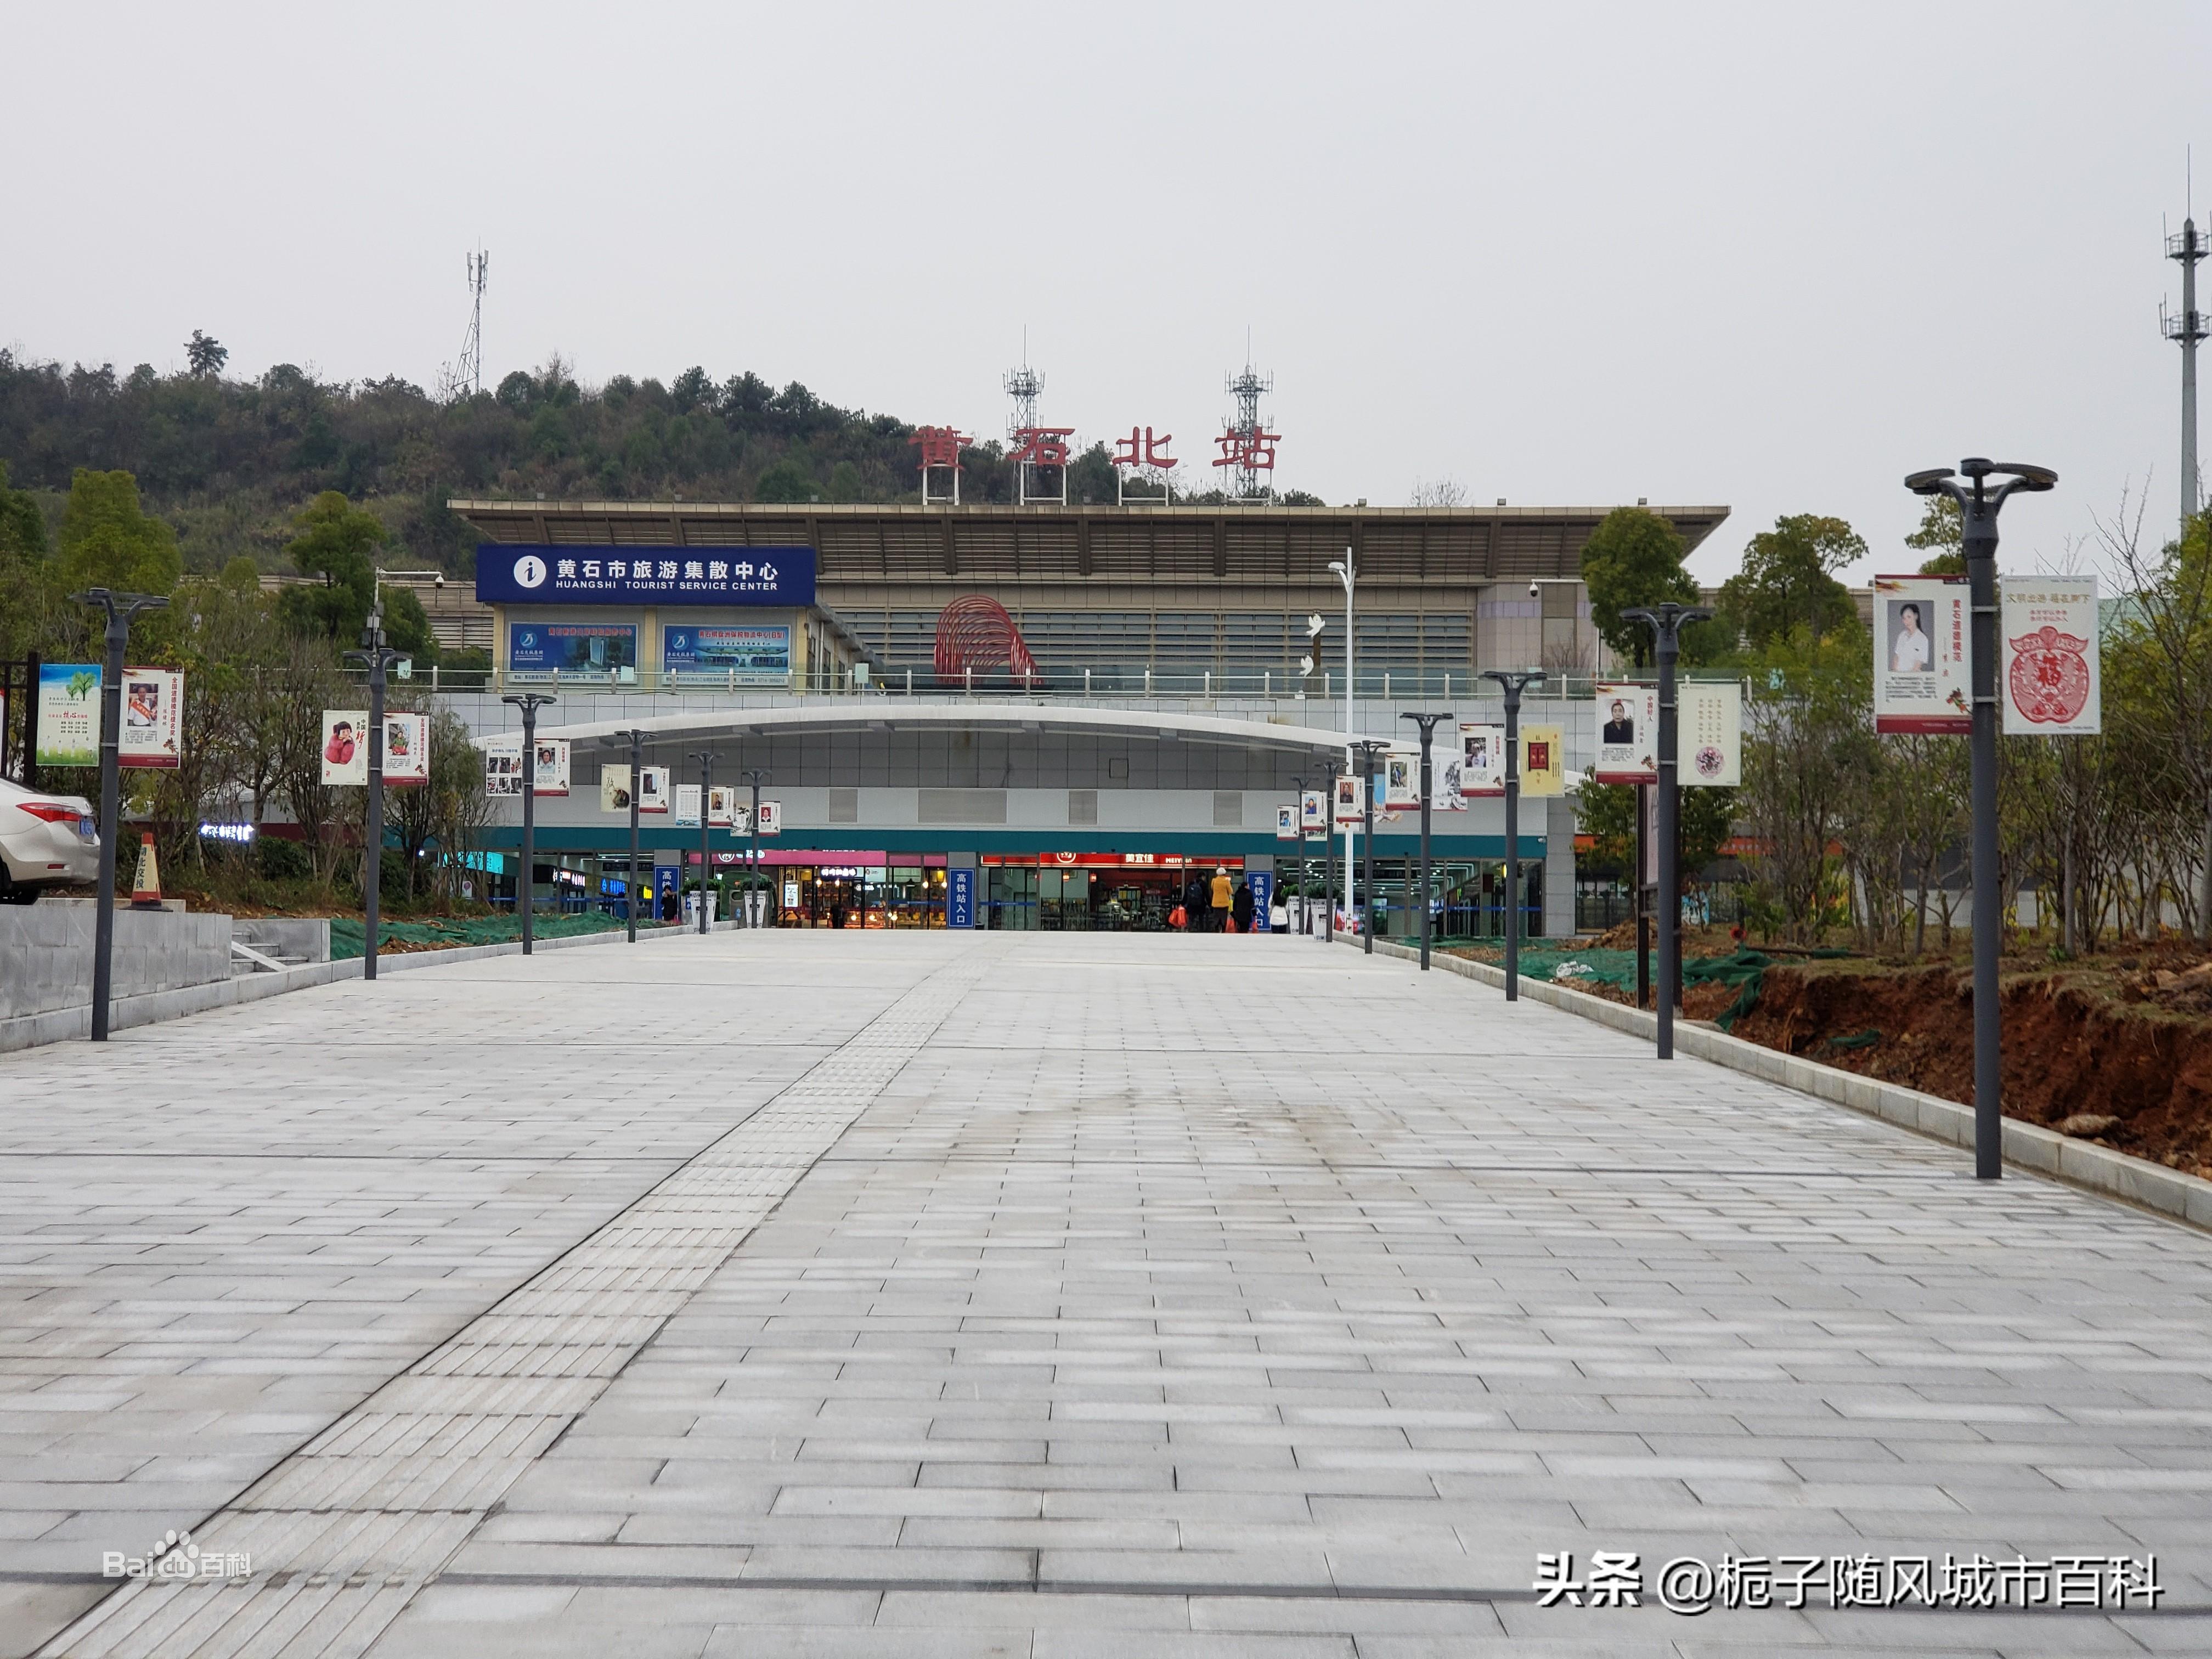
top-left (0, 348), bottom-right (1318, 579)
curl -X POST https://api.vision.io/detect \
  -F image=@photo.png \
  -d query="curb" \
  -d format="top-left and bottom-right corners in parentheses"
top-left (0, 918), bottom-right (744, 1054)
top-left (1344, 934), bottom-right (2212, 1233)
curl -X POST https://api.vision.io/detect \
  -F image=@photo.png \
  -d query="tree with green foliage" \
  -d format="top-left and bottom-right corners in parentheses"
top-left (185, 331), bottom-right (228, 377)
top-left (1906, 494), bottom-right (1963, 574)
top-left (1714, 514), bottom-right (1864, 650)
top-left (58, 469), bottom-right (183, 597)
top-left (752, 457), bottom-right (819, 503)
top-left (277, 492), bottom-right (436, 661)
top-left (1578, 506), bottom-right (1701, 669)
top-left (0, 460), bottom-right (53, 661)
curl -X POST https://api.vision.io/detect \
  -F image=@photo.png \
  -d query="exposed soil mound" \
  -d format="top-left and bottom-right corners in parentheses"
top-left (1730, 962), bottom-right (2212, 1177)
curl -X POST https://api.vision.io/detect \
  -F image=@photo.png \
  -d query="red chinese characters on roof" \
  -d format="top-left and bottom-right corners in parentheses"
top-left (1213, 427), bottom-right (1279, 473)
top-left (1008, 426), bottom-right (1076, 469)
top-left (1111, 426), bottom-right (1176, 470)
top-left (909, 426), bottom-right (969, 470)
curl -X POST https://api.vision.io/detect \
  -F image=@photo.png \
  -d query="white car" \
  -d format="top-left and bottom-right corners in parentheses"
top-left (0, 776), bottom-right (101, 902)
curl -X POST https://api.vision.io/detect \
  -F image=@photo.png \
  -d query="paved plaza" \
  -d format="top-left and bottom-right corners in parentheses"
top-left (2, 930), bottom-right (2209, 1657)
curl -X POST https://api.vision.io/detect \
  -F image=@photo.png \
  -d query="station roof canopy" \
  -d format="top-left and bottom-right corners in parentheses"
top-left (449, 499), bottom-right (1729, 586)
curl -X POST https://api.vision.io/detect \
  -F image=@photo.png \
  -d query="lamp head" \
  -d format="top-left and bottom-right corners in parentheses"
top-left (1995, 461), bottom-right (2058, 492)
top-left (1904, 467), bottom-right (1955, 496)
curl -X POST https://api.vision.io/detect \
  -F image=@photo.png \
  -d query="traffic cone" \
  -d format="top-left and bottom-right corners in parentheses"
top-left (130, 834), bottom-right (163, 909)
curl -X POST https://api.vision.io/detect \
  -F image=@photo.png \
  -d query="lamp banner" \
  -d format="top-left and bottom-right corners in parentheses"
top-left (756, 800), bottom-right (783, 836)
top-left (600, 765), bottom-right (632, 812)
top-left (1333, 774), bottom-right (1364, 826)
top-left (1873, 574), bottom-right (1971, 733)
top-left (35, 665), bottom-right (101, 768)
top-left (1593, 681), bottom-right (1657, 785)
top-left (639, 765), bottom-right (670, 812)
top-left (2001, 575), bottom-right (2101, 736)
top-left (382, 712), bottom-right (431, 786)
top-left (119, 668), bottom-right (184, 769)
top-left (1382, 748), bottom-right (1421, 814)
top-left (1678, 681), bottom-right (1742, 787)
top-left (1300, 788), bottom-right (1328, 832)
top-left (1519, 725), bottom-right (1566, 797)
top-left (1276, 803), bottom-right (1297, 840)
top-left (708, 785), bottom-right (738, 826)
top-left (1458, 723), bottom-right (1505, 797)
top-left (321, 710), bottom-right (369, 786)
top-left (674, 784), bottom-right (701, 827)
top-left (484, 737), bottom-right (568, 797)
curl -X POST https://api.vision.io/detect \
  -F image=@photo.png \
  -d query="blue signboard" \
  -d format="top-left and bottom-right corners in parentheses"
top-left (664, 624), bottom-right (791, 677)
top-left (946, 867), bottom-right (976, 929)
top-left (1248, 870), bottom-right (1274, 932)
top-left (509, 622), bottom-right (637, 671)
top-left (475, 544), bottom-right (816, 607)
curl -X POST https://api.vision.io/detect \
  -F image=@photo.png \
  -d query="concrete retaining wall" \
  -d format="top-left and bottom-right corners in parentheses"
top-left (230, 917), bottom-right (331, 964)
top-left (0, 901), bottom-right (235, 1023)
top-left (0, 917), bottom-right (738, 1053)
top-left (1344, 934), bottom-right (2212, 1233)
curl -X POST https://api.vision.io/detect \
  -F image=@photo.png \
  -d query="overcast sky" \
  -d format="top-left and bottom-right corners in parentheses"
top-left (7, 3), bottom-right (2208, 583)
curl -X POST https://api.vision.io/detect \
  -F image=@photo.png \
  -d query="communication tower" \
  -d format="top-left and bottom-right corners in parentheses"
top-left (1215, 346), bottom-right (1279, 502)
top-left (2165, 214), bottom-right (2208, 529)
top-left (441, 247), bottom-right (489, 400)
top-left (1003, 332), bottom-right (1042, 438)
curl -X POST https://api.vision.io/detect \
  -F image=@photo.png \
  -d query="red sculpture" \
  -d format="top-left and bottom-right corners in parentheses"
top-left (935, 595), bottom-right (1040, 686)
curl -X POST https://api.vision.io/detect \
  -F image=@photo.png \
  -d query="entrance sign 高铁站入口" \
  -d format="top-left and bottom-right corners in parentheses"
top-left (2001, 575), bottom-right (2101, 736)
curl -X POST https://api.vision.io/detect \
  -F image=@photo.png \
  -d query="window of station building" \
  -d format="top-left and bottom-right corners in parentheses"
top-left (1150, 614), bottom-right (1220, 676)
top-left (1419, 612), bottom-right (1473, 670)
top-left (1221, 612), bottom-right (1292, 675)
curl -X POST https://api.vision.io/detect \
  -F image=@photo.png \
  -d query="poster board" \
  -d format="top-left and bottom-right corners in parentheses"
top-left (119, 668), bottom-right (183, 769)
top-left (600, 765), bottom-right (633, 812)
top-left (674, 784), bottom-right (701, 827)
top-left (36, 665), bottom-right (100, 767)
top-left (1300, 788), bottom-right (1328, 833)
top-left (638, 765), bottom-right (670, 812)
top-left (756, 800), bottom-right (782, 836)
top-left (1519, 725), bottom-right (1565, 797)
top-left (1873, 574), bottom-right (1971, 733)
top-left (1678, 681), bottom-right (1742, 787)
top-left (2001, 575), bottom-right (2101, 735)
top-left (1276, 803), bottom-right (1297, 840)
top-left (484, 737), bottom-right (569, 797)
top-left (1333, 773), bottom-right (1364, 826)
top-left (708, 785), bottom-right (738, 826)
top-left (1458, 723), bottom-right (1505, 797)
top-left (1593, 681), bottom-right (1657, 785)
top-left (381, 713), bottom-right (430, 786)
top-left (1381, 748), bottom-right (1421, 814)
top-left (322, 710), bottom-right (369, 786)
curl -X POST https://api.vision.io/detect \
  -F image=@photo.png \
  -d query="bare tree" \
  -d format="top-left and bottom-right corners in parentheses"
top-left (1408, 476), bottom-right (1469, 509)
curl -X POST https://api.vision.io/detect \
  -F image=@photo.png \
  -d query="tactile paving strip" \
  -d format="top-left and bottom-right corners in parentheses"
top-left (39, 961), bottom-right (982, 1659)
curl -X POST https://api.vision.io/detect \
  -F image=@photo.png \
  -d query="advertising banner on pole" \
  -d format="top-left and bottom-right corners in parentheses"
top-left (1678, 681), bottom-right (1742, 787)
top-left (1458, 723), bottom-right (1505, 797)
top-left (2001, 575), bottom-right (2101, 735)
top-left (36, 665), bottom-right (100, 768)
top-left (1383, 748), bottom-right (1421, 814)
top-left (756, 800), bottom-right (783, 837)
top-left (1519, 725), bottom-right (1566, 797)
top-left (321, 710), bottom-right (369, 786)
top-left (730, 803), bottom-right (753, 835)
top-left (674, 785), bottom-right (701, 827)
top-left (381, 713), bottom-right (430, 786)
top-left (1873, 574), bottom-right (1971, 733)
top-left (708, 785), bottom-right (738, 826)
top-left (1276, 803), bottom-right (1297, 839)
top-left (638, 766), bottom-right (670, 812)
top-left (117, 668), bottom-right (183, 769)
top-left (600, 765), bottom-right (632, 812)
top-left (529, 739), bottom-right (569, 795)
top-left (1333, 773), bottom-right (1365, 826)
top-left (1593, 681), bottom-right (1657, 785)
top-left (1300, 788), bottom-right (1328, 833)
top-left (484, 739), bottom-right (522, 798)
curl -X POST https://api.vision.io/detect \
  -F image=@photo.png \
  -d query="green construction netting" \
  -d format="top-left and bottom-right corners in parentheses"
top-left (1463, 945), bottom-right (1851, 1031)
top-left (330, 912), bottom-right (652, 960)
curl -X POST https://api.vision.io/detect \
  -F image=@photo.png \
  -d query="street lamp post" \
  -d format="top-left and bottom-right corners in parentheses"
top-left (613, 728), bottom-right (654, 942)
top-left (1482, 670), bottom-right (1545, 1001)
top-left (1622, 605), bottom-right (1714, 1060)
top-left (1400, 712), bottom-right (1451, 970)
top-left (70, 588), bottom-right (168, 1042)
top-left (1907, 458), bottom-right (2057, 1179)
top-left (1351, 740), bottom-right (1386, 955)
top-left (688, 751), bottom-right (715, 934)
top-left (1328, 549), bottom-right (1358, 945)
top-left (742, 768), bottom-right (769, 928)
top-left (345, 607), bottom-right (408, 981)
top-left (501, 693), bottom-right (555, 954)
top-left (1316, 757), bottom-right (1340, 942)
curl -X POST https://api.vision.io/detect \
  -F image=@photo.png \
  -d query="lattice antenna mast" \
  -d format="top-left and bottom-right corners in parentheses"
top-left (1003, 329), bottom-right (1041, 438)
top-left (1223, 354), bottom-right (1274, 501)
top-left (461, 247), bottom-right (489, 396)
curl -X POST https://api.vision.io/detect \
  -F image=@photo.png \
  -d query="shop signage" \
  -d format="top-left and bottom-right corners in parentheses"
top-left (36, 665), bottom-right (101, 768)
top-left (2001, 575), bottom-right (2100, 736)
top-left (476, 545), bottom-right (816, 607)
top-left (1873, 574), bottom-right (1971, 733)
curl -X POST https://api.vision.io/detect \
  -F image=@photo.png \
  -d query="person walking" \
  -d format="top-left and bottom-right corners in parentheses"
top-left (1209, 866), bottom-right (1233, 934)
top-left (1183, 873), bottom-right (1207, 934)
top-left (1231, 877), bottom-right (1255, 936)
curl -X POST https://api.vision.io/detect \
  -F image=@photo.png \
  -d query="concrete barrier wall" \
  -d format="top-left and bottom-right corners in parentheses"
top-left (0, 901), bottom-right (235, 1022)
top-left (230, 917), bottom-right (331, 963)
top-left (1342, 934), bottom-right (2212, 1233)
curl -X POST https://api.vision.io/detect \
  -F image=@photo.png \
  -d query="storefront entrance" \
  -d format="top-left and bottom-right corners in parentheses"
top-left (983, 855), bottom-right (1244, 932)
